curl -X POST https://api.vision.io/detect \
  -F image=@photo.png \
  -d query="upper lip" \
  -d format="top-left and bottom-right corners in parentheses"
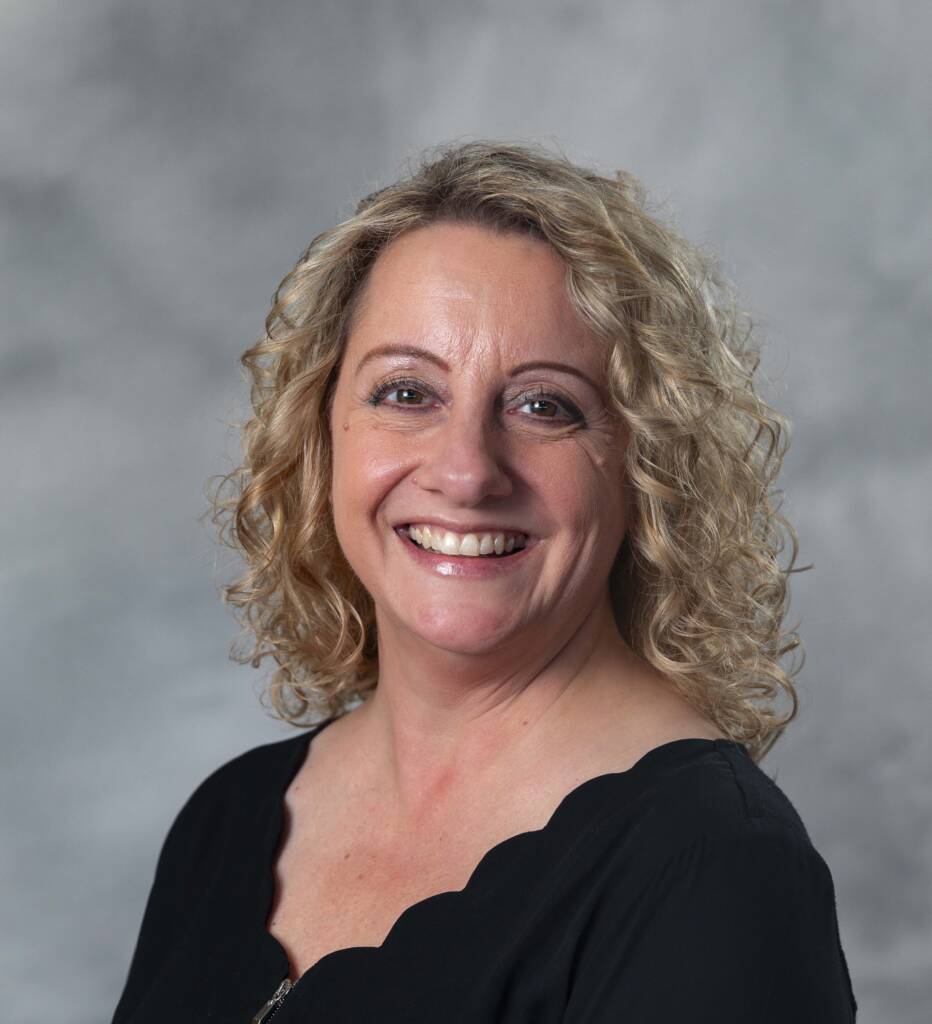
top-left (394, 518), bottom-right (534, 537)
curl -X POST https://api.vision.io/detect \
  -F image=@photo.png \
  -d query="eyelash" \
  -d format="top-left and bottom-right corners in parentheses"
top-left (366, 375), bottom-right (584, 424)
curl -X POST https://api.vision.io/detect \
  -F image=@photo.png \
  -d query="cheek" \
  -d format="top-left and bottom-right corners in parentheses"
top-left (330, 419), bottom-right (370, 534)
top-left (532, 443), bottom-right (625, 530)
top-left (331, 421), bottom-right (412, 519)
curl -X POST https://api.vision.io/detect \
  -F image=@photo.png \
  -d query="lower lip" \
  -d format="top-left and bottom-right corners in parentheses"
top-left (394, 527), bottom-right (540, 578)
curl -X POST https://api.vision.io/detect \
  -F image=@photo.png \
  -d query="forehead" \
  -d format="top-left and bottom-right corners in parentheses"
top-left (346, 222), bottom-right (601, 370)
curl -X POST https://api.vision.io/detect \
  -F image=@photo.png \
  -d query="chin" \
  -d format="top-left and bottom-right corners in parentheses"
top-left (399, 605), bottom-right (521, 653)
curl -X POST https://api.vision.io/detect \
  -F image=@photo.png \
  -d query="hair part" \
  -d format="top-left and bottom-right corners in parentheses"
top-left (205, 139), bottom-right (808, 764)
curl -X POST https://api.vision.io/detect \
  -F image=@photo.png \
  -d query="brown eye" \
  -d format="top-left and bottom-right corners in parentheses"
top-left (389, 387), bottom-right (424, 405)
top-left (367, 376), bottom-right (432, 408)
top-left (524, 398), bottom-right (558, 418)
top-left (517, 388), bottom-right (583, 423)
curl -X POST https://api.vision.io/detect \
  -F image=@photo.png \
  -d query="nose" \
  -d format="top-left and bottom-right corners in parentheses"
top-left (412, 406), bottom-right (513, 505)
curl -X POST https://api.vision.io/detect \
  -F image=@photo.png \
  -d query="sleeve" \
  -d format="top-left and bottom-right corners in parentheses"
top-left (110, 766), bottom-right (230, 1024)
top-left (562, 825), bottom-right (858, 1023)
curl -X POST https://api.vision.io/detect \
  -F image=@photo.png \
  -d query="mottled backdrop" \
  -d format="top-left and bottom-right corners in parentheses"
top-left (2, 1), bottom-right (929, 1021)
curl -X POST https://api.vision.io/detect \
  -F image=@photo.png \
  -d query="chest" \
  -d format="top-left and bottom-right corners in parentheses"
top-left (265, 809), bottom-right (525, 979)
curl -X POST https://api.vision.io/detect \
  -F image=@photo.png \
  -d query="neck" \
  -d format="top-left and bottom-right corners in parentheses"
top-left (351, 594), bottom-right (651, 821)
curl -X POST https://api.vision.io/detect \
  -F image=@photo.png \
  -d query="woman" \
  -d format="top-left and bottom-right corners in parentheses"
top-left (111, 140), bottom-right (857, 1022)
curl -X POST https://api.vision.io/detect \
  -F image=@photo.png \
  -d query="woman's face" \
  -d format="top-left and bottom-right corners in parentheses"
top-left (329, 221), bottom-right (629, 656)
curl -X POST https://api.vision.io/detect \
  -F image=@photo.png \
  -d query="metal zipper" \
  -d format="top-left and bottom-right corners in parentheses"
top-left (251, 977), bottom-right (293, 1023)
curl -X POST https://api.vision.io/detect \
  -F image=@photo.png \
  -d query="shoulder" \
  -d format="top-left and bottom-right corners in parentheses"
top-left (157, 729), bottom-right (313, 867)
top-left (634, 739), bottom-right (813, 845)
top-left (195, 728), bottom-right (313, 798)
top-left (602, 739), bottom-right (837, 900)
top-left (177, 728), bottom-right (312, 817)
top-left (565, 744), bottom-right (858, 1021)
top-left (588, 740), bottom-right (851, 965)
top-left (573, 737), bottom-right (833, 906)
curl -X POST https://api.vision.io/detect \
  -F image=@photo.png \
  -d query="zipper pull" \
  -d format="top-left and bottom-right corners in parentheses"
top-left (251, 977), bottom-right (293, 1023)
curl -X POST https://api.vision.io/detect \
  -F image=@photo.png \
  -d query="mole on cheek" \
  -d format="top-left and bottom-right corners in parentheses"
top-left (343, 422), bottom-right (350, 431)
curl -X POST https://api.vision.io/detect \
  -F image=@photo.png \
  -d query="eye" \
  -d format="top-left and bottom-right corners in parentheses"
top-left (515, 387), bottom-right (583, 423)
top-left (366, 376), bottom-right (433, 408)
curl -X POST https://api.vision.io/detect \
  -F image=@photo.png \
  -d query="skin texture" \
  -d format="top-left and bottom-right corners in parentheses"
top-left (324, 221), bottom-right (721, 829)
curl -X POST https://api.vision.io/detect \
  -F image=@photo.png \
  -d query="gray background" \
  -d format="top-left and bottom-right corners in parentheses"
top-left (2, 1), bottom-right (929, 1021)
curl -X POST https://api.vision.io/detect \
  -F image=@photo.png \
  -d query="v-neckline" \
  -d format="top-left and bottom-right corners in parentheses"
top-left (257, 715), bottom-right (747, 993)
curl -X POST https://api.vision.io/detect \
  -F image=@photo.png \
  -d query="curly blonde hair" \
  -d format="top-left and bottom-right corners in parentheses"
top-left (206, 139), bottom-right (809, 764)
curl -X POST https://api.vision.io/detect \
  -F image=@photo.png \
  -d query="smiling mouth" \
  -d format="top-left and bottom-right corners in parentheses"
top-left (394, 525), bottom-right (529, 558)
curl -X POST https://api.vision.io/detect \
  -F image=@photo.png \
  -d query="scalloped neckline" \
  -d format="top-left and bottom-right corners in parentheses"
top-left (258, 716), bottom-right (746, 992)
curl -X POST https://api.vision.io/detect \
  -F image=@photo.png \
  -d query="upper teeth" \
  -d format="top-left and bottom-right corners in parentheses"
top-left (405, 523), bottom-right (528, 557)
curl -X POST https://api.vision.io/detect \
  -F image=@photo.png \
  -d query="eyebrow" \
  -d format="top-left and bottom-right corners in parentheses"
top-left (355, 343), bottom-right (602, 393)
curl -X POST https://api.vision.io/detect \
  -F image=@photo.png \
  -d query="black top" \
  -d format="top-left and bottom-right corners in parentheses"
top-left (111, 716), bottom-right (858, 1022)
